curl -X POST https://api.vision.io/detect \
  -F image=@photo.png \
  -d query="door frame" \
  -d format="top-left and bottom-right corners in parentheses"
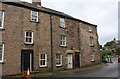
top-left (67, 54), bottom-right (73, 69)
top-left (21, 50), bottom-right (34, 71)
top-left (75, 52), bottom-right (80, 68)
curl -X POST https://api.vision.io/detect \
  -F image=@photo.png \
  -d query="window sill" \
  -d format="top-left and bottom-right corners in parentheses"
top-left (0, 28), bottom-right (5, 31)
top-left (30, 19), bottom-right (39, 23)
top-left (90, 45), bottom-right (94, 47)
top-left (56, 65), bottom-right (62, 67)
top-left (59, 26), bottom-right (66, 29)
top-left (91, 60), bottom-right (95, 62)
top-left (39, 66), bottom-right (47, 68)
top-left (0, 62), bottom-right (4, 64)
top-left (60, 45), bottom-right (67, 48)
top-left (24, 43), bottom-right (34, 45)
top-left (88, 30), bottom-right (93, 33)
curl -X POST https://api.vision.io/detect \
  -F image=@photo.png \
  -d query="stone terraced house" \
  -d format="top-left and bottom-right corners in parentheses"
top-left (0, 0), bottom-right (100, 76)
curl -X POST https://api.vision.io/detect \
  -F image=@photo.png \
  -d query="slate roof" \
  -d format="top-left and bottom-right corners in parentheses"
top-left (0, 0), bottom-right (97, 26)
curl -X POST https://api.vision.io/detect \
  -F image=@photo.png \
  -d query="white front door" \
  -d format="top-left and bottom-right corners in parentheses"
top-left (67, 54), bottom-right (73, 69)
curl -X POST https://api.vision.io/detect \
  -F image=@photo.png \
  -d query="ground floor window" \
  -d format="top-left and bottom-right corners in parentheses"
top-left (91, 54), bottom-right (95, 61)
top-left (56, 53), bottom-right (62, 66)
top-left (39, 54), bottom-right (47, 67)
top-left (0, 44), bottom-right (4, 62)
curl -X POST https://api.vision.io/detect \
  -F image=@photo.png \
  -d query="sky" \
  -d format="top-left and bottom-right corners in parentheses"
top-left (21, 0), bottom-right (119, 45)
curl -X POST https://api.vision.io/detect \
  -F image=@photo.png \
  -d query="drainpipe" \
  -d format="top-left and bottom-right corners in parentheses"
top-left (78, 22), bottom-right (81, 67)
top-left (50, 14), bottom-right (53, 72)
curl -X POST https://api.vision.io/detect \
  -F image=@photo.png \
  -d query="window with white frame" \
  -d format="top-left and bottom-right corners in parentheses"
top-left (60, 35), bottom-right (66, 46)
top-left (30, 11), bottom-right (38, 22)
top-left (39, 54), bottom-right (47, 67)
top-left (0, 11), bottom-right (4, 29)
top-left (60, 18), bottom-right (65, 28)
top-left (91, 54), bottom-right (95, 61)
top-left (90, 37), bottom-right (94, 46)
top-left (56, 54), bottom-right (62, 66)
top-left (0, 44), bottom-right (4, 62)
top-left (89, 26), bottom-right (92, 32)
top-left (25, 31), bottom-right (33, 44)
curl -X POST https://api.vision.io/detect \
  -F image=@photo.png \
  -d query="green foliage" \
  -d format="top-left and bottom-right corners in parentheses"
top-left (116, 48), bottom-right (120, 55)
top-left (101, 50), bottom-right (112, 58)
top-left (104, 41), bottom-right (114, 47)
top-left (101, 50), bottom-right (112, 62)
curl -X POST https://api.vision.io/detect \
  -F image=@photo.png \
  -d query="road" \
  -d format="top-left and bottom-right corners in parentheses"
top-left (57, 57), bottom-right (118, 77)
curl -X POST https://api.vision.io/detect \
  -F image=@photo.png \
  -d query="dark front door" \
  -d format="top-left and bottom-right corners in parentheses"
top-left (21, 50), bottom-right (33, 71)
top-left (75, 52), bottom-right (80, 68)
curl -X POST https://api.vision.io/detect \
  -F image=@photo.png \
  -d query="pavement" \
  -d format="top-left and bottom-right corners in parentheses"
top-left (30, 63), bottom-right (107, 77)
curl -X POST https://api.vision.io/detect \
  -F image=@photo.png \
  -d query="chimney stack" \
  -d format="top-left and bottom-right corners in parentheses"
top-left (32, 0), bottom-right (41, 6)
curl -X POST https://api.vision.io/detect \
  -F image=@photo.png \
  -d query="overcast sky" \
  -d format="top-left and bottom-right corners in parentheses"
top-left (21, 0), bottom-right (119, 45)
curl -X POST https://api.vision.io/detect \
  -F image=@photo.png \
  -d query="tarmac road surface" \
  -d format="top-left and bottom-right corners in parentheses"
top-left (57, 57), bottom-right (118, 77)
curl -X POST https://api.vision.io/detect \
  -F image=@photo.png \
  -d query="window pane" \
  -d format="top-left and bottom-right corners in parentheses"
top-left (26, 38), bottom-right (28, 42)
top-left (32, 11), bottom-right (37, 16)
top-left (32, 16), bottom-right (37, 20)
top-left (0, 44), bottom-right (3, 61)
top-left (29, 38), bottom-right (32, 42)
top-left (43, 60), bottom-right (45, 65)
top-left (40, 60), bottom-right (43, 65)
top-left (0, 11), bottom-right (3, 18)
top-left (0, 54), bottom-right (2, 60)
top-left (25, 31), bottom-right (33, 43)
top-left (0, 44), bottom-right (2, 50)
top-left (60, 36), bottom-right (63, 40)
top-left (40, 54), bottom-right (47, 66)
top-left (41, 54), bottom-right (45, 59)
top-left (63, 36), bottom-right (65, 40)
top-left (0, 20), bottom-right (2, 27)
top-left (31, 11), bottom-right (38, 22)
top-left (90, 37), bottom-right (93, 45)
top-left (60, 18), bottom-right (65, 27)
top-left (26, 32), bottom-right (29, 36)
top-left (56, 54), bottom-right (62, 65)
top-left (60, 18), bottom-right (64, 23)
top-left (29, 32), bottom-right (32, 37)
top-left (60, 35), bottom-right (66, 46)
top-left (0, 11), bottom-right (3, 28)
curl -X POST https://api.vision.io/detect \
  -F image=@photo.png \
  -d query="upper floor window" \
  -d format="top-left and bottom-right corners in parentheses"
top-left (91, 54), bottom-right (95, 61)
top-left (30, 11), bottom-right (38, 22)
top-left (0, 44), bottom-right (4, 62)
top-left (39, 54), bottom-right (47, 67)
top-left (56, 53), bottom-right (62, 66)
top-left (60, 18), bottom-right (65, 28)
top-left (25, 31), bottom-right (33, 44)
top-left (89, 26), bottom-right (92, 32)
top-left (0, 11), bottom-right (4, 29)
top-left (60, 35), bottom-right (66, 46)
top-left (90, 37), bottom-right (94, 46)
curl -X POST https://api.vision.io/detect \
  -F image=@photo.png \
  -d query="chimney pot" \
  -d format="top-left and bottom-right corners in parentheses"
top-left (32, 0), bottom-right (41, 6)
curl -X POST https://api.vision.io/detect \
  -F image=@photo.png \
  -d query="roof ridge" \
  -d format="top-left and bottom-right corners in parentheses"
top-left (1, 0), bottom-right (97, 26)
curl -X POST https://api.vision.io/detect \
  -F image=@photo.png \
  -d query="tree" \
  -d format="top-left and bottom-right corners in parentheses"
top-left (104, 41), bottom-right (114, 47)
top-left (104, 38), bottom-right (117, 49)
top-left (101, 50), bottom-right (112, 62)
top-left (116, 48), bottom-right (120, 55)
